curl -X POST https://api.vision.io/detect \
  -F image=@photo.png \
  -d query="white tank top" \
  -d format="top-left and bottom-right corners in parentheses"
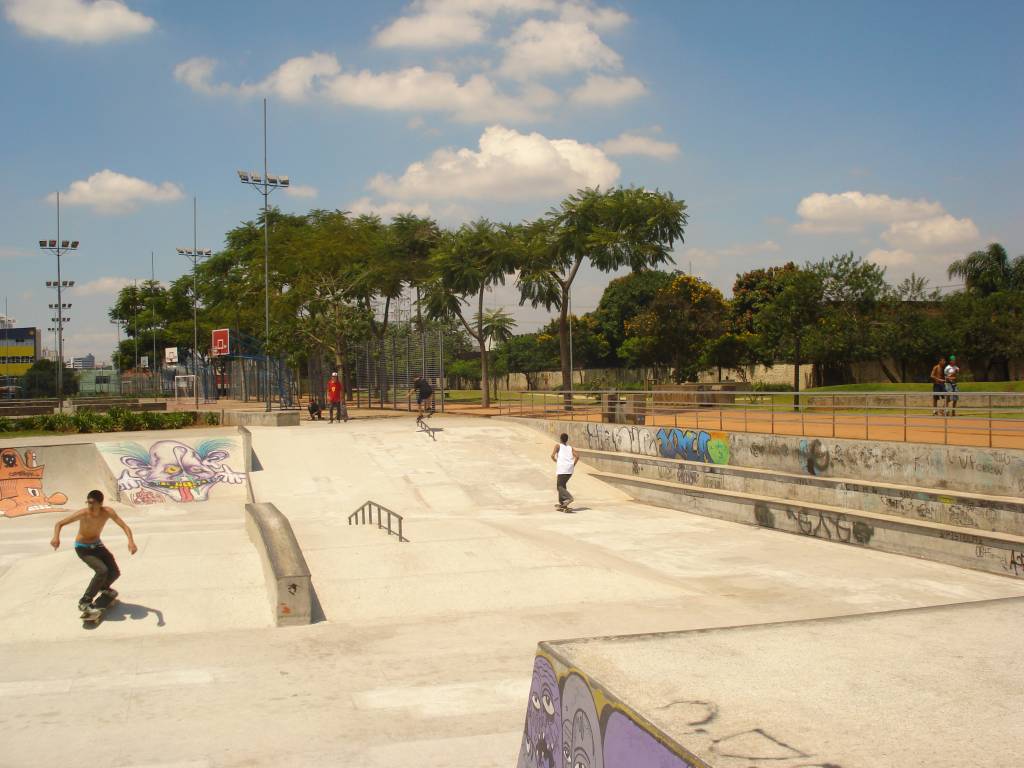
top-left (556, 444), bottom-right (575, 475)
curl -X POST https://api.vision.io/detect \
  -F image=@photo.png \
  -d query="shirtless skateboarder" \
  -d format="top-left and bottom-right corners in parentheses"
top-left (51, 490), bottom-right (137, 614)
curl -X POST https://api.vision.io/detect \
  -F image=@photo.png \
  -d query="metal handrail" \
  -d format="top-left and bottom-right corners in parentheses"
top-left (348, 500), bottom-right (408, 542)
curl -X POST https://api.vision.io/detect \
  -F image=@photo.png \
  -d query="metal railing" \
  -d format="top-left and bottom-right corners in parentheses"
top-left (496, 388), bottom-right (1024, 449)
top-left (348, 500), bottom-right (408, 542)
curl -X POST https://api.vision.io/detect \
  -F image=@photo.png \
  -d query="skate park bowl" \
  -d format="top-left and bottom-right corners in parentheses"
top-left (3, 413), bottom-right (1024, 766)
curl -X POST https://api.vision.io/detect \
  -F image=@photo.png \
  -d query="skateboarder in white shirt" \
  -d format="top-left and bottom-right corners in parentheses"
top-left (550, 433), bottom-right (579, 512)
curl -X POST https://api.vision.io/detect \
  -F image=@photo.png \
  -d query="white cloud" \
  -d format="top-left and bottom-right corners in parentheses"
top-left (499, 19), bottom-right (621, 79)
top-left (347, 197), bottom-right (435, 219)
top-left (0, 246), bottom-right (28, 259)
top-left (601, 132), bottom-right (679, 159)
top-left (866, 248), bottom-right (916, 268)
top-left (285, 184), bottom-right (318, 199)
top-left (176, 54), bottom-right (555, 123)
top-left (367, 124), bottom-right (620, 202)
top-left (686, 241), bottom-right (781, 266)
top-left (49, 170), bottom-right (183, 214)
top-left (174, 53), bottom-right (340, 102)
top-left (75, 276), bottom-right (133, 296)
top-left (560, 1), bottom-right (629, 31)
top-left (569, 74), bottom-right (646, 105)
top-left (881, 214), bottom-right (980, 251)
top-left (794, 191), bottom-right (945, 234)
top-left (374, 0), bottom-right (558, 48)
top-left (3, 0), bottom-right (155, 43)
top-left (375, 10), bottom-right (487, 48)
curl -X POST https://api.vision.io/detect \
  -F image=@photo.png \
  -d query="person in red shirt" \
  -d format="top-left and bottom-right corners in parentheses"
top-left (326, 371), bottom-right (348, 423)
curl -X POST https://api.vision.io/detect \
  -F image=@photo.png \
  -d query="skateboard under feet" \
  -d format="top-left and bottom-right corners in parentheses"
top-left (81, 590), bottom-right (118, 625)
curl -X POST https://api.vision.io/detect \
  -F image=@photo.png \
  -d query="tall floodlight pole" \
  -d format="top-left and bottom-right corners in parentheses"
top-left (177, 199), bottom-right (212, 411)
top-left (238, 98), bottom-right (291, 412)
top-left (38, 192), bottom-right (78, 411)
top-left (150, 250), bottom-right (159, 400)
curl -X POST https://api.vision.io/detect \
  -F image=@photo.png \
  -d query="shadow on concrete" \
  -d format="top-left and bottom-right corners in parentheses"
top-left (310, 583), bottom-right (327, 624)
top-left (86, 601), bottom-right (166, 629)
top-left (251, 451), bottom-right (264, 472)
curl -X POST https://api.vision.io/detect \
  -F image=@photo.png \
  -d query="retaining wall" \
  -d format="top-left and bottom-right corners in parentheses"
top-left (512, 417), bottom-right (1024, 497)
top-left (516, 648), bottom-right (704, 768)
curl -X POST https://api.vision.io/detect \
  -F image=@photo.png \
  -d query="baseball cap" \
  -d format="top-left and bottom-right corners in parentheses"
top-left (331, 371), bottom-right (338, 376)
top-left (949, 355), bottom-right (956, 361)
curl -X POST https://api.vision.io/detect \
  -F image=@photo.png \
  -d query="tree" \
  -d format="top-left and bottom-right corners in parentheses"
top-left (591, 270), bottom-right (674, 365)
top-left (425, 220), bottom-right (519, 407)
top-left (22, 359), bottom-right (78, 398)
top-left (754, 267), bottom-right (826, 402)
top-left (730, 263), bottom-right (798, 336)
top-left (947, 243), bottom-right (1024, 296)
top-left (810, 252), bottom-right (888, 385)
top-left (518, 186), bottom-right (687, 403)
top-left (876, 274), bottom-right (945, 383)
top-left (479, 308), bottom-right (517, 401)
top-left (496, 332), bottom-right (560, 390)
top-left (619, 273), bottom-right (727, 381)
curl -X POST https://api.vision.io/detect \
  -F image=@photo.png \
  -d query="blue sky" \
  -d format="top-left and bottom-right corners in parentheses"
top-left (1, 0), bottom-right (1021, 361)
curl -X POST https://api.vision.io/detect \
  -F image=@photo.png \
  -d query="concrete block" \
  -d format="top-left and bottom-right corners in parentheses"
top-left (222, 410), bottom-right (300, 427)
top-left (245, 502), bottom-right (313, 626)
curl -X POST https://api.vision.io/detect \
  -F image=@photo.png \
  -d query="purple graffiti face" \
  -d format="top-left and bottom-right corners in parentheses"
top-left (520, 656), bottom-right (562, 768)
top-left (562, 673), bottom-right (603, 768)
top-left (121, 440), bottom-right (230, 502)
top-left (603, 711), bottom-right (696, 768)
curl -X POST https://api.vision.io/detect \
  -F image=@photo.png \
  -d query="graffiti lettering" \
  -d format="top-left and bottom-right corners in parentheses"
top-left (947, 506), bottom-right (979, 528)
top-left (1009, 550), bottom-right (1024, 577)
top-left (940, 531), bottom-right (984, 545)
top-left (656, 428), bottom-right (730, 464)
top-left (786, 509), bottom-right (872, 545)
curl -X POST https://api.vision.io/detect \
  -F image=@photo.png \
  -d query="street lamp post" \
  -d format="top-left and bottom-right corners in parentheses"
top-left (38, 192), bottom-right (78, 411)
top-left (238, 97), bottom-right (291, 412)
top-left (177, 198), bottom-right (212, 411)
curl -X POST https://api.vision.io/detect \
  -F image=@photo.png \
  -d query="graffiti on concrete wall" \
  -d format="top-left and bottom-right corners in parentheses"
top-left (0, 448), bottom-right (68, 517)
top-left (785, 509), bottom-right (874, 545)
top-left (583, 424), bottom-right (660, 456)
top-left (657, 428), bottom-right (730, 465)
top-left (101, 438), bottom-right (246, 504)
top-left (518, 653), bottom-right (700, 768)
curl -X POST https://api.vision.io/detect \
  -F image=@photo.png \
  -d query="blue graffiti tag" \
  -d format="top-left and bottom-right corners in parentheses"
top-left (657, 428), bottom-right (728, 464)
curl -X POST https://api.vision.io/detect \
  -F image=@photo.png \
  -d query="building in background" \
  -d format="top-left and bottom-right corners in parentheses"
top-left (72, 353), bottom-right (96, 370)
top-left (77, 368), bottom-right (120, 395)
top-left (0, 319), bottom-right (41, 378)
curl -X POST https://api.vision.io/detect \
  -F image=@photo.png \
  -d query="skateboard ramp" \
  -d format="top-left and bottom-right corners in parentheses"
top-left (1, 442), bottom-right (114, 517)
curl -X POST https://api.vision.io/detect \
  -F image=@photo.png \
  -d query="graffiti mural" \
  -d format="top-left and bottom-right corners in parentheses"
top-left (656, 429), bottom-right (730, 465)
top-left (101, 438), bottom-right (246, 504)
top-left (517, 652), bottom-right (703, 768)
top-left (0, 448), bottom-right (68, 517)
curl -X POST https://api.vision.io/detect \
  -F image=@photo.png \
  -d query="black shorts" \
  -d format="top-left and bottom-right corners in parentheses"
top-left (932, 383), bottom-right (945, 393)
top-left (417, 392), bottom-right (433, 404)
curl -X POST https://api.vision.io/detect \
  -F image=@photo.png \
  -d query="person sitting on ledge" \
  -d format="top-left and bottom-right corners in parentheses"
top-left (307, 398), bottom-right (323, 421)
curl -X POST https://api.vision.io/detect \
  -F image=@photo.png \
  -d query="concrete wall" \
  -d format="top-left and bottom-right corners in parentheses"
top-left (97, 434), bottom-right (249, 506)
top-left (514, 417), bottom-right (1024, 497)
top-left (221, 410), bottom-right (300, 427)
top-left (517, 649), bottom-right (703, 768)
top-left (0, 443), bottom-right (115, 517)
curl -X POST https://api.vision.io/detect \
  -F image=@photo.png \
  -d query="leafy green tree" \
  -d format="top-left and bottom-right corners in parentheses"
top-left (754, 267), bottom-right (826, 401)
top-left (944, 289), bottom-right (1023, 381)
top-left (729, 263), bottom-right (799, 336)
top-left (495, 332), bottom-right (560, 390)
top-left (23, 359), bottom-right (78, 397)
top-left (876, 274), bottom-right (946, 382)
top-left (948, 243), bottom-right (1024, 296)
top-left (810, 252), bottom-right (888, 385)
top-left (620, 273), bottom-right (727, 381)
top-left (517, 186), bottom-right (687, 400)
top-left (591, 270), bottom-right (673, 365)
top-left (424, 220), bottom-right (519, 407)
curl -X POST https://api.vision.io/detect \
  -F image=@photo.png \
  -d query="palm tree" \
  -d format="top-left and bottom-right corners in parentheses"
top-left (478, 308), bottom-right (517, 402)
top-left (947, 243), bottom-right (1024, 296)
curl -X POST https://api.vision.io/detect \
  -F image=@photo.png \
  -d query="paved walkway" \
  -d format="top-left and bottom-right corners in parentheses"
top-left (1, 416), bottom-right (1022, 766)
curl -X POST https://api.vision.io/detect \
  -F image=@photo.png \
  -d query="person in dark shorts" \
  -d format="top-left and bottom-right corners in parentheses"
top-left (930, 356), bottom-right (947, 415)
top-left (50, 490), bottom-right (137, 613)
top-left (944, 355), bottom-right (960, 417)
top-left (410, 375), bottom-right (435, 418)
top-left (307, 397), bottom-right (323, 420)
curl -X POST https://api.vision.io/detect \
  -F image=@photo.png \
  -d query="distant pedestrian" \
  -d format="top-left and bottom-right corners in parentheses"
top-left (930, 356), bottom-right (947, 415)
top-left (550, 432), bottom-right (579, 512)
top-left (307, 397), bottom-right (323, 421)
top-left (944, 355), bottom-right (961, 417)
top-left (327, 372), bottom-right (348, 423)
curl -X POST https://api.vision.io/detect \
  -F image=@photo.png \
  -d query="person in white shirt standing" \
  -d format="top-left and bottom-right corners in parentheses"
top-left (550, 432), bottom-right (579, 512)
top-left (944, 355), bottom-right (961, 417)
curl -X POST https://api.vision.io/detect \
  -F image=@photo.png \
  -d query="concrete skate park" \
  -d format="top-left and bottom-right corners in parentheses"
top-left (1, 408), bottom-right (1022, 767)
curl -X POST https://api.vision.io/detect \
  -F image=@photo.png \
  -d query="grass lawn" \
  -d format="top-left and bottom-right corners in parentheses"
top-left (805, 381), bottom-right (1024, 393)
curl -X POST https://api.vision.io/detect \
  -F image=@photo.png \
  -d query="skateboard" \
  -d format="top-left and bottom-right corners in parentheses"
top-left (81, 590), bottom-right (118, 625)
top-left (416, 410), bottom-right (437, 440)
top-left (555, 502), bottom-right (574, 513)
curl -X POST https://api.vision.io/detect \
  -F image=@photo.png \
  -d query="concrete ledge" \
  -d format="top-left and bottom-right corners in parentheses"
top-left (223, 410), bottom-right (300, 427)
top-left (245, 502), bottom-right (313, 626)
top-left (593, 469), bottom-right (1024, 580)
